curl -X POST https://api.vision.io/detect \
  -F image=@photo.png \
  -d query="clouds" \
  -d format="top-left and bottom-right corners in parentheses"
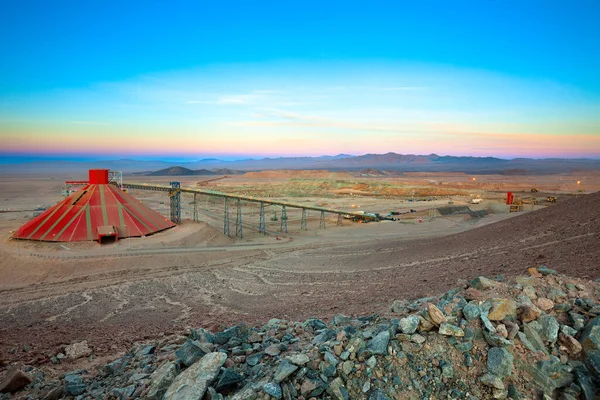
top-left (2, 61), bottom-right (599, 158)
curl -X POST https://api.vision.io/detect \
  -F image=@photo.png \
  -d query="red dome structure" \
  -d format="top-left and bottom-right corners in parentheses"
top-left (13, 169), bottom-right (175, 243)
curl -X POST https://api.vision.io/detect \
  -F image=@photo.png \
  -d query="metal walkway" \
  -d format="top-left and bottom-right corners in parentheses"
top-left (123, 182), bottom-right (376, 237)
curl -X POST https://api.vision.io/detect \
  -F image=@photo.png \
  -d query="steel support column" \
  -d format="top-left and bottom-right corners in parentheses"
top-left (223, 197), bottom-right (231, 236)
top-left (320, 211), bottom-right (326, 229)
top-left (235, 199), bottom-right (243, 238)
top-left (258, 202), bottom-right (266, 235)
top-left (301, 209), bottom-right (307, 231)
top-left (169, 181), bottom-right (181, 223)
top-left (193, 193), bottom-right (198, 222)
top-left (280, 205), bottom-right (287, 233)
top-left (223, 198), bottom-right (230, 236)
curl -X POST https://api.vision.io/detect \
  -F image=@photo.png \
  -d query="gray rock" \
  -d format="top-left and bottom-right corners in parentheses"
top-left (263, 382), bottom-right (282, 399)
top-left (332, 314), bottom-right (353, 325)
top-left (341, 361), bottom-right (353, 375)
top-left (366, 356), bottom-right (377, 368)
top-left (146, 361), bottom-right (177, 400)
top-left (214, 368), bottom-right (244, 393)
top-left (538, 315), bottom-right (559, 344)
top-left (438, 323), bottom-right (464, 337)
top-left (537, 265), bottom-right (557, 276)
top-left (63, 374), bottom-right (86, 397)
top-left (228, 387), bottom-right (257, 400)
top-left (580, 316), bottom-right (600, 351)
top-left (522, 285), bottom-right (537, 300)
top-left (246, 352), bottom-right (263, 366)
top-left (286, 353), bottom-right (310, 366)
top-left (163, 352), bottom-right (227, 400)
top-left (471, 276), bottom-right (501, 290)
top-left (573, 365), bottom-right (596, 400)
top-left (507, 383), bottom-right (523, 399)
top-left (411, 334), bottom-right (426, 344)
top-left (462, 302), bottom-right (481, 321)
top-left (569, 312), bottom-right (586, 331)
top-left (264, 345), bottom-right (281, 357)
top-left (483, 330), bottom-right (512, 347)
top-left (480, 313), bottom-right (496, 333)
top-left (479, 373), bottom-right (505, 390)
top-left (273, 361), bottom-right (298, 383)
top-left (368, 330), bottom-right (390, 355)
top-left (64, 341), bottom-right (92, 360)
top-left (399, 315), bottom-right (419, 334)
top-left (580, 316), bottom-right (600, 381)
top-left (487, 347), bottom-right (514, 377)
top-left (327, 377), bottom-right (349, 400)
top-left (454, 341), bottom-right (473, 353)
top-left (559, 325), bottom-right (577, 338)
top-left (214, 325), bottom-right (245, 345)
top-left (368, 389), bottom-right (392, 400)
top-left (323, 351), bottom-right (339, 367)
top-left (176, 340), bottom-right (211, 367)
top-left (111, 385), bottom-right (135, 399)
top-left (516, 332), bottom-right (538, 353)
top-left (523, 322), bottom-right (548, 353)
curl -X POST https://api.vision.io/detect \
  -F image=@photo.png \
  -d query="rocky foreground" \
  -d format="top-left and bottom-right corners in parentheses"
top-left (1, 266), bottom-right (599, 400)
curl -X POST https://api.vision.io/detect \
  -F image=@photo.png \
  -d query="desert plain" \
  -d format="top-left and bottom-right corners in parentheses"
top-left (1, 169), bottom-right (599, 368)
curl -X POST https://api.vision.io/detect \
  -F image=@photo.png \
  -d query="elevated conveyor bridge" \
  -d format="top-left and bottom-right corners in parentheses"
top-left (122, 182), bottom-right (376, 238)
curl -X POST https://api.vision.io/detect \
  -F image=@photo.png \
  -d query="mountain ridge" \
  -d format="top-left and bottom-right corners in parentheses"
top-left (1, 152), bottom-right (599, 175)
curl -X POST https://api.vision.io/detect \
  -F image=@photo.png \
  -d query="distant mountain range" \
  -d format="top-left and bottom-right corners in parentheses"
top-left (136, 166), bottom-right (244, 176)
top-left (2, 153), bottom-right (599, 176)
top-left (146, 166), bottom-right (216, 176)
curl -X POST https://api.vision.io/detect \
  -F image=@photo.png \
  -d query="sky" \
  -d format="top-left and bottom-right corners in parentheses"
top-left (1, 1), bottom-right (599, 161)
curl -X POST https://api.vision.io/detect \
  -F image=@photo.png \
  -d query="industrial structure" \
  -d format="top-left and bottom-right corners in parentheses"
top-left (13, 170), bottom-right (175, 243)
top-left (122, 182), bottom-right (376, 238)
top-left (13, 169), bottom-right (377, 243)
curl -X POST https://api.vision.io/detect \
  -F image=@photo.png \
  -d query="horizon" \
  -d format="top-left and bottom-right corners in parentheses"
top-left (2, 1), bottom-right (600, 160)
top-left (2, 151), bottom-right (600, 166)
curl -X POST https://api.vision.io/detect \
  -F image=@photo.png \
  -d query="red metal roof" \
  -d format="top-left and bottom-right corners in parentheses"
top-left (14, 183), bottom-right (175, 242)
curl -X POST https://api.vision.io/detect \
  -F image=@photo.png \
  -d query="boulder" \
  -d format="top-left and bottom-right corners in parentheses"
top-left (63, 374), bottom-right (86, 397)
top-left (368, 330), bottom-right (390, 355)
top-left (519, 303), bottom-right (542, 323)
top-left (176, 340), bottom-right (211, 367)
top-left (426, 303), bottom-right (446, 326)
top-left (471, 276), bottom-right (501, 290)
top-left (487, 347), bottom-right (514, 377)
top-left (559, 333), bottom-right (582, 356)
top-left (438, 323), bottom-right (464, 337)
top-left (535, 298), bottom-right (555, 311)
top-left (0, 365), bottom-right (32, 393)
top-left (399, 315), bottom-right (419, 334)
top-left (65, 340), bottom-right (92, 360)
top-left (286, 353), bottom-right (310, 366)
top-left (273, 361), bottom-right (298, 383)
top-left (147, 361), bottom-right (177, 400)
top-left (462, 302), bottom-right (481, 321)
top-left (163, 352), bottom-right (227, 400)
top-left (488, 299), bottom-right (517, 321)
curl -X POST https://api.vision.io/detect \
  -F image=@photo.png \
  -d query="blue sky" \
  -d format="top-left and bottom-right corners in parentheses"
top-left (1, 1), bottom-right (599, 160)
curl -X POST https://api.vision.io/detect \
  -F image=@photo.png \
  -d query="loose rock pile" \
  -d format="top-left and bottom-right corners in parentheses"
top-left (1, 266), bottom-right (599, 399)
